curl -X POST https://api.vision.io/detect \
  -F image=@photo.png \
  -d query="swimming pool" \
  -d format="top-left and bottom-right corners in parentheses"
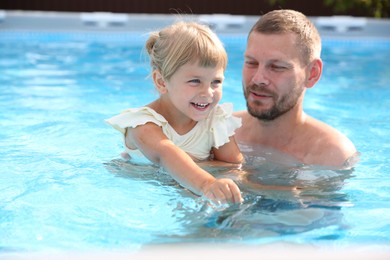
top-left (1, 12), bottom-right (390, 258)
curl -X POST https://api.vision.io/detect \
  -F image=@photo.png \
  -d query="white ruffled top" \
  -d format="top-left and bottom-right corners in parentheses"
top-left (105, 103), bottom-right (241, 161)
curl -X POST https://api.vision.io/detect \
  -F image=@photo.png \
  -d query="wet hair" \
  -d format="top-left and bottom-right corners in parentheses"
top-left (145, 21), bottom-right (227, 81)
top-left (250, 9), bottom-right (321, 64)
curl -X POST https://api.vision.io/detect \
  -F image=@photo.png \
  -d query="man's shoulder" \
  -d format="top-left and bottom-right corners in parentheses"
top-left (233, 110), bottom-right (254, 126)
top-left (233, 110), bottom-right (248, 117)
top-left (307, 116), bottom-right (351, 143)
top-left (304, 117), bottom-right (357, 167)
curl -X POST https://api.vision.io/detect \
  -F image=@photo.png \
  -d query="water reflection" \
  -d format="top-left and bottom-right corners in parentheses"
top-left (104, 145), bottom-right (355, 243)
top-left (192, 147), bottom-right (355, 241)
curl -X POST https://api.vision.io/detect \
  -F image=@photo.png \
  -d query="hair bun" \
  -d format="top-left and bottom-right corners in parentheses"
top-left (145, 32), bottom-right (159, 55)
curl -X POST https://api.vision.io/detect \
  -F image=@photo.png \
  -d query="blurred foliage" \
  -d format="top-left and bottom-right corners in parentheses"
top-left (324, 0), bottom-right (390, 18)
top-left (266, 0), bottom-right (390, 18)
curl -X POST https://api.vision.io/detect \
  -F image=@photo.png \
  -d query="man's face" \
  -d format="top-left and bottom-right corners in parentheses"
top-left (242, 32), bottom-right (308, 121)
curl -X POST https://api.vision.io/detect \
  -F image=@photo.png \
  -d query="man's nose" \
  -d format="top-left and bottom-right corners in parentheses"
top-left (252, 66), bottom-right (270, 86)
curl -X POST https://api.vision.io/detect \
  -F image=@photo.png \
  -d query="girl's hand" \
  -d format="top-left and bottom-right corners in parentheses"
top-left (202, 178), bottom-right (243, 204)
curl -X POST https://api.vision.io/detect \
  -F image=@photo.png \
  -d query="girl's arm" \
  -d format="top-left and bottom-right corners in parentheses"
top-left (212, 136), bottom-right (244, 164)
top-left (126, 122), bottom-right (242, 204)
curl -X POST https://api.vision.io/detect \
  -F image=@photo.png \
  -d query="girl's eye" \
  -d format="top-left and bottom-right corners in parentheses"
top-left (188, 79), bottom-right (200, 84)
top-left (212, 79), bottom-right (222, 86)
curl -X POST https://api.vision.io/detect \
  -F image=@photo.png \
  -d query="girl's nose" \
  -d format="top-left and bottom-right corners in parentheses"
top-left (200, 85), bottom-right (214, 98)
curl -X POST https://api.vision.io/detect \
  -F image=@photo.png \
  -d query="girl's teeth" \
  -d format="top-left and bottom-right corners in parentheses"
top-left (194, 103), bottom-right (207, 108)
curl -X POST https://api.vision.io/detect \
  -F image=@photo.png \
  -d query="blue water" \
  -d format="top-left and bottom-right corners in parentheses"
top-left (0, 31), bottom-right (389, 253)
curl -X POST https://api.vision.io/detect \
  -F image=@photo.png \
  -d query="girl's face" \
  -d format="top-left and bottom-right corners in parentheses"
top-left (162, 61), bottom-right (224, 122)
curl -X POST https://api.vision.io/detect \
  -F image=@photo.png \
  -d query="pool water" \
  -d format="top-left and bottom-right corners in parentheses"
top-left (0, 31), bottom-right (389, 253)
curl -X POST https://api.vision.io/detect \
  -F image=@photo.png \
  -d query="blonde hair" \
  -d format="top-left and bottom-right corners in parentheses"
top-left (145, 21), bottom-right (227, 81)
top-left (250, 9), bottom-right (321, 65)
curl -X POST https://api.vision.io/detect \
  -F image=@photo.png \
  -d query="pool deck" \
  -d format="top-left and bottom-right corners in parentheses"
top-left (1, 243), bottom-right (390, 260)
top-left (1, 10), bottom-right (390, 39)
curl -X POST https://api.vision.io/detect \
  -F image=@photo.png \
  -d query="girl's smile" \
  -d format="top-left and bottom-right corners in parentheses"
top-left (160, 61), bottom-right (224, 122)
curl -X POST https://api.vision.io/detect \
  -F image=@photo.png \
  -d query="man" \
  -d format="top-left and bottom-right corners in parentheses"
top-left (234, 9), bottom-right (357, 168)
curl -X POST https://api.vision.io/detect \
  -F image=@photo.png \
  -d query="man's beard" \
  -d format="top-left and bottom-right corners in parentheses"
top-left (245, 84), bottom-right (304, 121)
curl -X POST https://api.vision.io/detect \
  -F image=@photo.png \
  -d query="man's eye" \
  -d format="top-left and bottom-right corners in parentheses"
top-left (271, 64), bottom-right (287, 71)
top-left (245, 61), bottom-right (258, 66)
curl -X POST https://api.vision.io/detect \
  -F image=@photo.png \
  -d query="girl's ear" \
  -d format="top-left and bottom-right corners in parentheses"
top-left (152, 70), bottom-right (167, 94)
top-left (305, 58), bottom-right (323, 89)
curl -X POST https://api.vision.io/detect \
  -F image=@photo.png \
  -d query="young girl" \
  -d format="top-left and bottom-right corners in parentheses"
top-left (106, 21), bottom-right (243, 204)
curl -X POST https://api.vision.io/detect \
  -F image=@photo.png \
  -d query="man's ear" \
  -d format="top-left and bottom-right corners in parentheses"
top-left (306, 58), bottom-right (323, 89)
top-left (152, 70), bottom-right (167, 94)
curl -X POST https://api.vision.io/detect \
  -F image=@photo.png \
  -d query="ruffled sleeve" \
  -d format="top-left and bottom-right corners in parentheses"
top-left (210, 103), bottom-right (242, 149)
top-left (105, 107), bottom-right (168, 134)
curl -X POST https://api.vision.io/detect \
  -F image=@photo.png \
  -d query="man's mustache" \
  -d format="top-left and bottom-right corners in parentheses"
top-left (247, 84), bottom-right (276, 97)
